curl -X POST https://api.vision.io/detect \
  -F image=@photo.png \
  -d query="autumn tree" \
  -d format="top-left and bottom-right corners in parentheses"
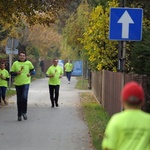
top-left (126, 0), bottom-right (150, 75)
top-left (129, 28), bottom-right (150, 75)
top-left (61, 1), bottom-right (90, 60)
top-left (16, 24), bottom-right (62, 58)
top-left (56, 0), bottom-right (82, 33)
top-left (0, 0), bottom-right (76, 26)
top-left (0, 0), bottom-right (82, 61)
top-left (79, 0), bottom-right (119, 71)
top-left (127, 0), bottom-right (150, 20)
top-left (87, 0), bottom-right (108, 7)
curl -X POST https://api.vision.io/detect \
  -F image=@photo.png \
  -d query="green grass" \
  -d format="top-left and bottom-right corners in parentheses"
top-left (6, 89), bottom-right (16, 98)
top-left (79, 92), bottom-right (110, 150)
top-left (75, 76), bottom-right (89, 90)
top-left (75, 74), bottom-right (110, 150)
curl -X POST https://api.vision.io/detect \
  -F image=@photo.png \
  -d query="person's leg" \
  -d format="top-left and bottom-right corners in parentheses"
top-left (68, 72), bottom-right (71, 81)
top-left (54, 85), bottom-right (60, 107)
top-left (66, 72), bottom-right (69, 81)
top-left (15, 85), bottom-right (23, 121)
top-left (49, 85), bottom-right (55, 107)
top-left (22, 84), bottom-right (29, 120)
top-left (1, 86), bottom-right (7, 105)
top-left (0, 87), bottom-right (2, 104)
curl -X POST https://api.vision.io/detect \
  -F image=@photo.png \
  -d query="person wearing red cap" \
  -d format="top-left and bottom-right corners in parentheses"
top-left (102, 82), bottom-right (150, 150)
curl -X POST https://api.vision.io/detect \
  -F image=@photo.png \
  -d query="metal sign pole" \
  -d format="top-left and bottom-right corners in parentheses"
top-left (6, 37), bottom-right (19, 89)
top-left (8, 37), bottom-right (14, 89)
top-left (121, 0), bottom-right (126, 72)
top-left (118, 0), bottom-right (126, 72)
top-left (119, 0), bottom-right (126, 111)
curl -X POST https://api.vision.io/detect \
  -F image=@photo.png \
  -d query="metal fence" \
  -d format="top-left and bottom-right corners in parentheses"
top-left (91, 70), bottom-right (149, 116)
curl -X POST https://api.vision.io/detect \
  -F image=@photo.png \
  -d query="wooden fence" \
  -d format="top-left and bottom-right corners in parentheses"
top-left (91, 70), bottom-right (149, 116)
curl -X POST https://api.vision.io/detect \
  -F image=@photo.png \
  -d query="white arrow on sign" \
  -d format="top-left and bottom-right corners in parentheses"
top-left (117, 10), bottom-right (134, 38)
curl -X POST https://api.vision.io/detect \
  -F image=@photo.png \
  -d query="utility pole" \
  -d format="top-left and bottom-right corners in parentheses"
top-left (118, 0), bottom-right (126, 72)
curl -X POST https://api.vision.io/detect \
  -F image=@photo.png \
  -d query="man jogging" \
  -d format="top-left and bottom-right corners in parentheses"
top-left (10, 51), bottom-right (35, 121)
top-left (46, 58), bottom-right (63, 108)
top-left (64, 59), bottom-right (73, 84)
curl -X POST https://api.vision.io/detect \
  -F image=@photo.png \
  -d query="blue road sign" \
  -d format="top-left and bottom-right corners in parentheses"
top-left (109, 8), bottom-right (143, 41)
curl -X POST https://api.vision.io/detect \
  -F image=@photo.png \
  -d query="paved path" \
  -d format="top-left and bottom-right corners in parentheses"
top-left (0, 77), bottom-right (94, 150)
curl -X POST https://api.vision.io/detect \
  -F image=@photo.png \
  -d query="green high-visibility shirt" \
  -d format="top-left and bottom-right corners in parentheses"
top-left (102, 110), bottom-right (150, 150)
top-left (0, 69), bottom-right (10, 87)
top-left (11, 60), bottom-right (34, 85)
top-left (46, 65), bottom-right (63, 85)
top-left (65, 62), bottom-right (73, 72)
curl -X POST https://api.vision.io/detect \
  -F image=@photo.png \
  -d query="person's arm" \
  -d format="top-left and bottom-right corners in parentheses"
top-left (0, 74), bottom-right (9, 81)
top-left (10, 62), bottom-right (22, 76)
top-left (59, 75), bottom-right (63, 78)
top-left (10, 61), bottom-right (22, 76)
top-left (10, 71), bottom-right (21, 76)
top-left (102, 116), bottom-right (119, 150)
top-left (59, 73), bottom-right (63, 78)
top-left (46, 67), bottom-right (55, 78)
top-left (64, 63), bottom-right (66, 71)
top-left (29, 69), bottom-right (36, 75)
top-left (27, 61), bottom-right (35, 77)
top-left (59, 67), bottom-right (63, 78)
top-left (46, 74), bottom-right (54, 78)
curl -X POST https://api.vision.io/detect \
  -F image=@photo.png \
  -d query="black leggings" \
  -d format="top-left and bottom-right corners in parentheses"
top-left (49, 85), bottom-right (60, 106)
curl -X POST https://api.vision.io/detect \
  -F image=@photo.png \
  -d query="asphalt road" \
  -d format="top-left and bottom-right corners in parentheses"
top-left (0, 77), bottom-right (94, 150)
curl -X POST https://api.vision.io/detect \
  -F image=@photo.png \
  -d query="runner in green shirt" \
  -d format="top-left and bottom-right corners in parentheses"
top-left (64, 59), bottom-right (73, 84)
top-left (102, 82), bottom-right (150, 150)
top-left (46, 58), bottom-right (63, 108)
top-left (0, 61), bottom-right (10, 105)
top-left (10, 51), bottom-right (35, 121)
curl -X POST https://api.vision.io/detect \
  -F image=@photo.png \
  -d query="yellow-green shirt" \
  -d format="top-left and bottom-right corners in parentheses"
top-left (0, 69), bottom-right (10, 87)
top-left (102, 110), bottom-right (150, 150)
top-left (46, 65), bottom-right (63, 85)
top-left (10, 60), bottom-right (34, 85)
top-left (65, 62), bottom-right (73, 72)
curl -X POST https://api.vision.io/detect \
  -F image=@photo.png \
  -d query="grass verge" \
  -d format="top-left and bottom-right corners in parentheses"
top-left (6, 89), bottom-right (16, 98)
top-left (75, 76), bottom-right (89, 90)
top-left (80, 92), bottom-right (110, 150)
top-left (76, 77), bottom-right (110, 150)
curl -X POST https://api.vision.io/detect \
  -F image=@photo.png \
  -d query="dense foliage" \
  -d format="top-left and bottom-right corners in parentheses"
top-left (87, 0), bottom-right (108, 7)
top-left (130, 28), bottom-right (150, 75)
top-left (0, 0), bottom-right (150, 77)
top-left (62, 0), bottom-right (150, 74)
top-left (125, 1), bottom-right (150, 75)
top-left (61, 1), bottom-right (90, 60)
top-left (0, 0), bottom-right (75, 26)
top-left (79, 0), bottom-right (119, 71)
